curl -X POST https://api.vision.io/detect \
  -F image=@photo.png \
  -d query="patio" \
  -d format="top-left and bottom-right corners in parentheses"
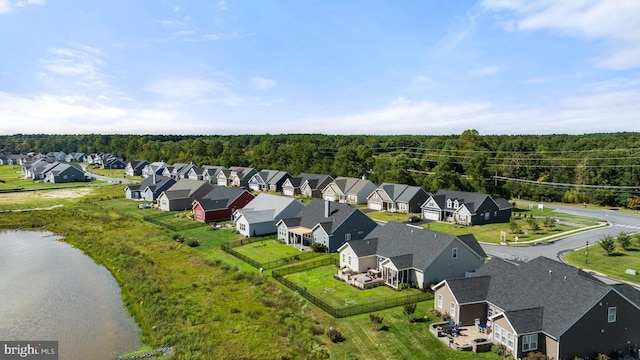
top-left (429, 321), bottom-right (493, 353)
top-left (336, 268), bottom-right (385, 289)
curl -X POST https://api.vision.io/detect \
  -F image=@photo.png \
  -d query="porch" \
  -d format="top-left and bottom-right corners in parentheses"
top-left (336, 268), bottom-right (385, 289)
top-left (429, 321), bottom-right (493, 353)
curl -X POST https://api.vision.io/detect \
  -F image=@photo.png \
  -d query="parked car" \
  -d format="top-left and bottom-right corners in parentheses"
top-left (407, 215), bottom-right (421, 223)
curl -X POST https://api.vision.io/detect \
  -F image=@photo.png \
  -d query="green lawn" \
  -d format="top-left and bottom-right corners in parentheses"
top-left (326, 300), bottom-right (498, 360)
top-left (0, 165), bottom-right (91, 190)
top-left (234, 238), bottom-right (307, 263)
top-left (284, 264), bottom-right (426, 308)
top-left (563, 241), bottom-right (640, 285)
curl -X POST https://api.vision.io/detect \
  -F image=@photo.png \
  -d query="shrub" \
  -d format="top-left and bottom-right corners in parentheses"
top-left (523, 351), bottom-right (549, 360)
top-left (492, 343), bottom-right (511, 358)
top-left (185, 238), bottom-right (201, 247)
top-left (311, 242), bottom-right (327, 253)
top-left (369, 313), bottom-right (384, 330)
top-left (617, 231), bottom-right (632, 250)
top-left (599, 234), bottom-right (616, 255)
top-left (402, 301), bottom-right (417, 321)
top-left (326, 327), bottom-right (345, 343)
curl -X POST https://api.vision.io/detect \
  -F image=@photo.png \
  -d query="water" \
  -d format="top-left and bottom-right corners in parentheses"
top-left (0, 230), bottom-right (141, 360)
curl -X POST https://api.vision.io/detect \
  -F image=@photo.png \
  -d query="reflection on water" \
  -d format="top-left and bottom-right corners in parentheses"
top-left (0, 230), bottom-right (141, 360)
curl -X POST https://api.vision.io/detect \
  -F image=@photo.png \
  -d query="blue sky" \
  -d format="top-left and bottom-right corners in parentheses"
top-left (1, 0), bottom-right (639, 135)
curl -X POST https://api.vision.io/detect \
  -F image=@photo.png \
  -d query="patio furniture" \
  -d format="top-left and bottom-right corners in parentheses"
top-left (478, 322), bottom-right (488, 333)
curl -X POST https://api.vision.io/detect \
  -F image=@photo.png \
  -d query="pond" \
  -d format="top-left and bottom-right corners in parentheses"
top-left (0, 230), bottom-right (141, 360)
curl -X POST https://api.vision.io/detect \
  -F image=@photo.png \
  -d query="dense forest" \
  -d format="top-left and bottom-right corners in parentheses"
top-left (2, 131), bottom-right (640, 208)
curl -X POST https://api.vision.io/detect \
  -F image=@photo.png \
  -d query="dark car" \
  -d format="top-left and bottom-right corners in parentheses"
top-left (407, 216), bottom-right (421, 223)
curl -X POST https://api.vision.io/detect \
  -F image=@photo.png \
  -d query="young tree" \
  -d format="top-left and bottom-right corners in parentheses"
top-left (509, 219), bottom-right (522, 235)
top-left (543, 216), bottom-right (556, 229)
top-left (402, 301), bottom-right (417, 322)
top-left (526, 217), bottom-right (540, 234)
top-left (617, 231), bottom-right (632, 251)
top-left (369, 313), bottom-right (384, 331)
top-left (599, 234), bottom-right (616, 256)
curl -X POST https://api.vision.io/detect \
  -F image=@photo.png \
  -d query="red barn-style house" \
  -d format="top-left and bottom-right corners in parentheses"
top-left (192, 187), bottom-right (254, 223)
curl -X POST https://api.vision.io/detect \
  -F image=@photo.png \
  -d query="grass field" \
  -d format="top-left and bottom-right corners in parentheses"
top-left (234, 238), bottom-right (307, 262)
top-left (0, 165), bottom-right (92, 191)
top-left (284, 264), bottom-right (426, 309)
top-left (563, 238), bottom-right (640, 285)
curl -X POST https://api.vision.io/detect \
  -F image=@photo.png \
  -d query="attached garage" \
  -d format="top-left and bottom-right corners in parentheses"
top-left (368, 201), bottom-right (383, 211)
top-left (423, 209), bottom-right (440, 221)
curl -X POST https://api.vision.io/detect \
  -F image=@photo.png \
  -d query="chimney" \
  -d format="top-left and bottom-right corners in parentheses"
top-left (325, 199), bottom-right (330, 218)
top-left (153, 172), bottom-right (157, 185)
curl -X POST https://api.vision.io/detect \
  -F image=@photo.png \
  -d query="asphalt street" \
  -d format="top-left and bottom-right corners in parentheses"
top-left (481, 203), bottom-right (640, 262)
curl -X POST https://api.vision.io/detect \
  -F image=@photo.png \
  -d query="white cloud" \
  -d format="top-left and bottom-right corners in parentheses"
top-left (173, 6), bottom-right (184, 12)
top-left (0, 0), bottom-right (44, 13)
top-left (249, 77), bottom-right (276, 91)
top-left (430, 6), bottom-right (483, 56)
top-left (40, 45), bottom-right (109, 89)
top-left (469, 65), bottom-right (502, 76)
top-left (482, 0), bottom-right (640, 69)
top-left (219, 0), bottom-right (227, 11)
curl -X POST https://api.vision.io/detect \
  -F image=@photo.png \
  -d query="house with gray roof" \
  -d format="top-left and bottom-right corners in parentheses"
top-left (233, 193), bottom-right (304, 237)
top-left (366, 183), bottom-right (430, 213)
top-left (432, 256), bottom-right (640, 359)
top-left (201, 166), bottom-right (226, 184)
top-left (248, 169), bottom-right (292, 192)
top-left (217, 167), bottom-right (257, 188)
top-left (338, 221), bottom-right (486, 290)
top-left (126, 160), bottom-right (150, 176)
top-left (125, 174), bottom-right (176, 201)
top-left (321, 176), bottom-right (377, 204)
top-left (44, 163), bottom-right (88, 183)
top-left (421, 189), bottom-right (512, 225)
top-left (157, 179), bottom-right (214, 211)
top-left (142, 161), bottom-right (169, 178)
top-left (282, 173), bottom-right (333, 198)
top-left (276, 199), bottom-right (377, 252)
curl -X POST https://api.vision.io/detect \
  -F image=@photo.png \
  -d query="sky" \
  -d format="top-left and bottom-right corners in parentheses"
top-left (1, 0), bottom-right (640, 136)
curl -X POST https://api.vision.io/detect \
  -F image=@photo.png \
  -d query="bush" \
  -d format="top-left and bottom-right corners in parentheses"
top-left (326, 327), bottom-right (345, 343)
top-left (310, 242), bottom-right (328, 253)
top-left (599, 234), bottom-right (616, 255)
top-left (617, 231), bottom-right (632, 250)
top-left (402, 302), bottom-right (417, 321)
top-left (185, 238), bottom-right (201, 247)
top-left (369, 313), bottom-right (384, 330)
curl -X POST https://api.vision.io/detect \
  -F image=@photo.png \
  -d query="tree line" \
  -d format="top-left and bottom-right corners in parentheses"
top-left (2, 130), bottom-right (639, 207)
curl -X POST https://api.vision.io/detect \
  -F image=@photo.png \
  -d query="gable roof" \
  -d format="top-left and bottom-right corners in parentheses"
top-left (255, 169), bottom-right (290, 185)
top-left (297, 173), bottom-right (332, 189)
top-left (161, 180), bottom-right (213, 200)
top-left (331, 177), bottom-right (375, 195)
top-left (280, 199), bottom-right (360, 234)
top-left (195, 187), bottom-right (252, 211)
top-left (370, 183), bottom-right (428, 202)
top-left (345, 221), bottom-right (485, 271)
top-left (236, 193), bottom-right (303, 223)
top-left (452, 256), bottom-right (639, 338)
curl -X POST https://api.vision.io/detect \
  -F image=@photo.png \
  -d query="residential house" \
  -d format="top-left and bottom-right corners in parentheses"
top-left (248, 170), bottom-right (292, 192)
top-left (367, 183), bottom-right (430, 213)
top-left (187, 166), bottom-right (207, 181)
top-left (45, 151), bottom-right (67, 162)
top-left (230, 167), bottom-right (257, 188)
top-left (282, 173), bottom-right (333, 198)
top-left (233, 193), bottom-right (305, 237)
top-left (23, 158), bottom-right (57, 180)
top-left (125, 160), bottom-right (150, 177)
top-left (216, 169), bottom-right (233, 186)
top-left (44, 163), bottom-right (88, 183)
top-left (157, 180), bottom-right (214, 211)
top-left (168, 163), bottom-right (195, 180)
top-left (202, 166), bottom-right (226, 184)
top-left (192, 187), bottom-right (255, 223)
top-left (321, 176), bottom-right (377, 204)
top-left (421, 189), bottom-right (512, 225)
top-left (432, 256), bottom-right (640, 359)
top-left (276, 199), bottom-right (378, 252)
top-left (338, 221), bottom-right (486, 289)
top-left (125, 174), bottom-right (176, 201)
top-left (142, 161), bottom-right (169, 178)
top-left (65, 152), bottom-right (86, 162)
top-left (103, 157), bottom-right (126, 170)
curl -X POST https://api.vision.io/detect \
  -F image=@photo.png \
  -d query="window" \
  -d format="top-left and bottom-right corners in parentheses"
top-left (345, 233), bottom-right (351, 241)
top-left (494, 324), bottom-right (514, 350)
top-left (342, 253), bottom-right (345, 263)
top-left (484, 212), bottom-right (490, 220)
top-left (522, 334), bottom-right (538, 352)
top-left (196, 210), bottom-right (202, 218)
top-left (239, 223), bottom-right (246, 232)
top-left (452, 248), bottom-right (458, 259)
top-left (313, 233), bottom-right (318, 243)
top-left (437, 294), bottom-right (443, 309)
top-left (399, 203), bottom-right (407, 211)
top-left (453, 200), bottom-right (459, 209)
top-left (450, 302), bottom-right (456, 317)
top-left (608, 307), bottom-right (617, 323)
top-left (348, 256), bottom-right (351, 265)
top-left (447, 199), bottom-right (452, 208)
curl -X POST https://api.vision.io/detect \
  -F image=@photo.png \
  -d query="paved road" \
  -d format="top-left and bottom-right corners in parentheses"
top-left (481, 203), bottom-right (640, 262)
top-left (81, 165), bottom-right (137, 185)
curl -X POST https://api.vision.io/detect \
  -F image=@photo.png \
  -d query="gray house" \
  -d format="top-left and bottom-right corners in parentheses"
top-left (367, 183), bottom-right (430, 213)
top-left (201, 166), bottom-right (226, 184)
top-left (157, 180), bottom-right (214, 211)
top-left (321, 176), bottom-right (377, 204)
top-left (248, 169), bottom-right (292, 192)
top-left (125, 174), bottom-right (176, 201)
top-left (276, 199), bottom-right (378, 252)
top-left (142, 161), bottom-right (169, 178)
top-left (233, 193), bottom-right (305, 237)
top-left (421, 189), bottom-right (512, 225)
top-left (338, 221), bottom-right (486, 289)
top-left (433, 256), bottom-right (640, 359)
top-left (44, 163), bottom-right (88, 183)
top-left (126, 160), bottom-right (150, 176)
top-left (282, 173), bottom-right (333, 198)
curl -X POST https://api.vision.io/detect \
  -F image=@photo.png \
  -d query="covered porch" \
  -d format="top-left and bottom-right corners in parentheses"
top-left (286, 226), bottom-right (313, 249)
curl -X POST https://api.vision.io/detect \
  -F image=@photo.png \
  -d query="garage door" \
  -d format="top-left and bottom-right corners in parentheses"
top-left (369, 202), bottom-right (383, 211)
top-left (423, 210), bottom-right (440, 221)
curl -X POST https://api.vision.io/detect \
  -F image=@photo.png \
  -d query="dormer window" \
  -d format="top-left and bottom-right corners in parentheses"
top-left (447, 199), bottom-right (452, 208)
top-left (453, 200), bottom-right (459, 209)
